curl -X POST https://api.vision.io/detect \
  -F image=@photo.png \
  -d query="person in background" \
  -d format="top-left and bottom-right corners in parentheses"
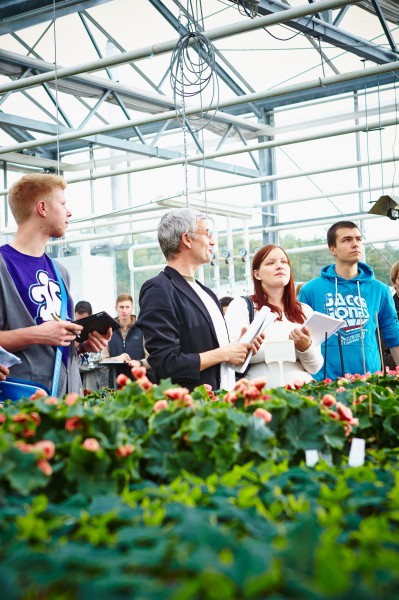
top-left (299, 220), bottom-right (399, 379)
top-left (381, 261), bottom-right (399, 370)
top-left (101, 293), bottom-right (152, 385)
top-left (74, 299), bottom-right (108, 391)
top-left (74, 300), bottom-right (92, 320)
top-left (219, 296), bottom-right (233, 315)
top-left (0, 173), bottom-right (111, 396)
top-left (136, 208), bottom-right (261, 391)
top-left (295, 282), bottom-right (304, 296)
top-left (390, 261), bottom-right (399, 316)
top-left (225, 244), bottom-right (323, 388)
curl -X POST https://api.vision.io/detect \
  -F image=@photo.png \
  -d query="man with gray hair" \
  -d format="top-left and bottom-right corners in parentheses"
top-left (136, 208), bottom-right (254, 391)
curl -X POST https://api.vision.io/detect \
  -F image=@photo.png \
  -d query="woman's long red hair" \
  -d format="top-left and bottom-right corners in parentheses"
top-left (250, 244), bottom-right (306, 323)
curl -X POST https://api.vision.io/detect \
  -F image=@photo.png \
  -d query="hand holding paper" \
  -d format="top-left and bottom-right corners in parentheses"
top-left (304, 311), bottom-right (345, 346)
top-left (233, 306), bottom-right (277, 373)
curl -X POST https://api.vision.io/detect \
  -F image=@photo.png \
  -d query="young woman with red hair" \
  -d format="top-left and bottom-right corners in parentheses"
top-left (225, 245), bottom-right (323, 388)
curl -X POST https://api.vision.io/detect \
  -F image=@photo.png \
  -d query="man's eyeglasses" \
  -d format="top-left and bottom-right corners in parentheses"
top-left (191, 229), bottom-right (213, 239)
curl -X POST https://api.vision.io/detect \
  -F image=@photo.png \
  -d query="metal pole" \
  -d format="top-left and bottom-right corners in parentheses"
top-left (259, 108), bottom-right (278, 245)
top-left (243, 221), bottom-right (251, 292)
top-left (1, 60), bottom-right (398, 157)
top-left (227, 217), bottom-right (235, 292)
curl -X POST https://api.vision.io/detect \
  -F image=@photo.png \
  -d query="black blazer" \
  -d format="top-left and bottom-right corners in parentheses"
top-left (136, 266), bottom-right (224, 391)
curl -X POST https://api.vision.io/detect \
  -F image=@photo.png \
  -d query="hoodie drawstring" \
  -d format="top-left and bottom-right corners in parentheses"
top-left (357, 280), bottom-right (367, 375)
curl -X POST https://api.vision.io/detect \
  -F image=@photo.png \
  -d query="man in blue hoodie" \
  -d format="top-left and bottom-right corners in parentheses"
top-left (299, 220), bottom-right (399, 380)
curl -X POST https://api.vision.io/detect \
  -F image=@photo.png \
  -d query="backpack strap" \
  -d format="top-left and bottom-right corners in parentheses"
top-left (241, 295), bottom-right (254, 324)
top-left (50, 260), bottom-right (68, 397)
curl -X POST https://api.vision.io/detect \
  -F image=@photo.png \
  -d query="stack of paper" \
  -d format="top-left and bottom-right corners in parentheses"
top-left (233, 305), bottom-right (277, 373)
top-left (304, 311), bottom-right (345, 346)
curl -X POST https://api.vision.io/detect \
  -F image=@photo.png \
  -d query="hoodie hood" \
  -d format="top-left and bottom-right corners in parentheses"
top-left (320, 261), bottom-right (375, 283)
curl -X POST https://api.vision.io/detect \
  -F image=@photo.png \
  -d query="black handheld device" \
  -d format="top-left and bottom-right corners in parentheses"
top-left (73, 311), bottom-right (121, 342)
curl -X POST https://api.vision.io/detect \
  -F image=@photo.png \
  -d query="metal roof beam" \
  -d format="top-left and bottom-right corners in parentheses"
top-left (368, 0), bottom-right (398, 52)
top-left (0, 0), bottom-right (113, 35)
top-left (256, 0), bottom-right (399, 64)
top-left (0, 112), bottom-right (259, 178)
top-left (223, 71), bottom-right (398, 114)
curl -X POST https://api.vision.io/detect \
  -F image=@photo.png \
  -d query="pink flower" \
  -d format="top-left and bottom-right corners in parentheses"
top-left (354, 394), bottom-right (367, 405)
top-left (253, 407), bottom-right (272, 423)
top-left (323, 378), bottom-right (333, 384)
top-left (0, 413), bottom-right (6, 424)
top-left (45, 396), bottom-right (59, 406)
top-left (135, 376), bottom-right (153, 391)
top-left (34, 440), bottom-right (55, 460)
top-left (336, 402), bottom-right (354, 422)
top-left (344, 424), bottom-right (352, 437)
top-left (131, 365), bottom-right (147, 380)
top-left (293, 379), bottom-right (306, 389)
top-left (164, 387), bottom-right (189, 400)
top-left (336, 386), bottom-right (346, 393)
top-left (336, 402), bottom-right (359, 427)
top-left (181, 393), bottom-right (193, 407)
top-left (65, 416), bottom-right (82, 432)
top-left (224, 391), bottom-right (238, 405)
top-left (203, 383), bottom-right (215, 398)
top-left (153, 400), bottom-right (168, 412)
top-left (116, 373), bottom-right (131, 388)
top-left (30, 388), bottom-right (48, 400)
top-left (321, 394), bottom-right (336, 407)
top-left (65, 392), bottom-right (79, 406)
top-left (12, 413), bottom-right (30, 423)
top-left (30, 412), bottom-right (41, 426)
top-left (251, 377), bottom-right (267, 391)
top-left (326, 410), bottom-right (339, 420)
top-left (16, 441), bottom-right (33, 453)
top-left (82, 438), bottom-right (101, 452)
top-left (116, 444), bottom-right (135, 457)
top-left (22, 428), bottom-right (36, 438)
top-left (243, 385), bottom-right (261, 401)
top-left (234, 378), bottom-right (250, 394)
top-left (37, 459), bottom-right (53, 476)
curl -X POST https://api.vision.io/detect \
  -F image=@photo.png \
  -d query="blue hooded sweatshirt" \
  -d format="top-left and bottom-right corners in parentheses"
top-left (298, 262), bottom-right (399, 380)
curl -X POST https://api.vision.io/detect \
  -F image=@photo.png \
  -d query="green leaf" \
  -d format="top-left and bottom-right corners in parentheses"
top-left (186, 415), bottom-right (221, 442)
top-left (283, 406), bottom-right (324, 452)
top-left (244, 419), bottom-right (275, 460)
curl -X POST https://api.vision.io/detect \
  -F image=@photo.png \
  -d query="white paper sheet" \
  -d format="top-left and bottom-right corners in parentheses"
top-left (0, 346), bottom-right (22, 368)
top-left (304, 311), bottom-right (345, 346)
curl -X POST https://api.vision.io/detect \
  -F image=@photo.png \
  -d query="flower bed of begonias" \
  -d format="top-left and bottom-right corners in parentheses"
top-left (1, 366), bottom-right (399, 599)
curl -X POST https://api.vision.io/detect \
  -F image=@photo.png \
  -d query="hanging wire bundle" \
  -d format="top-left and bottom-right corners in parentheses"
top-left (170, 1), bottom-right (219, 133)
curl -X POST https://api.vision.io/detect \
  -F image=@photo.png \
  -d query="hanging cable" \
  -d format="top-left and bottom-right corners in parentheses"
top-left (170, 1), bottom-right (219, 210)
top-left (170, 0), bottom-right (219, 134)
top-left (176, 4), bottom-right (190, 206)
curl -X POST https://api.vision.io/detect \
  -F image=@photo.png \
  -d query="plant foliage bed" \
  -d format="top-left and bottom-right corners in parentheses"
top-left (1, 368), bottom-right (399, 599)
